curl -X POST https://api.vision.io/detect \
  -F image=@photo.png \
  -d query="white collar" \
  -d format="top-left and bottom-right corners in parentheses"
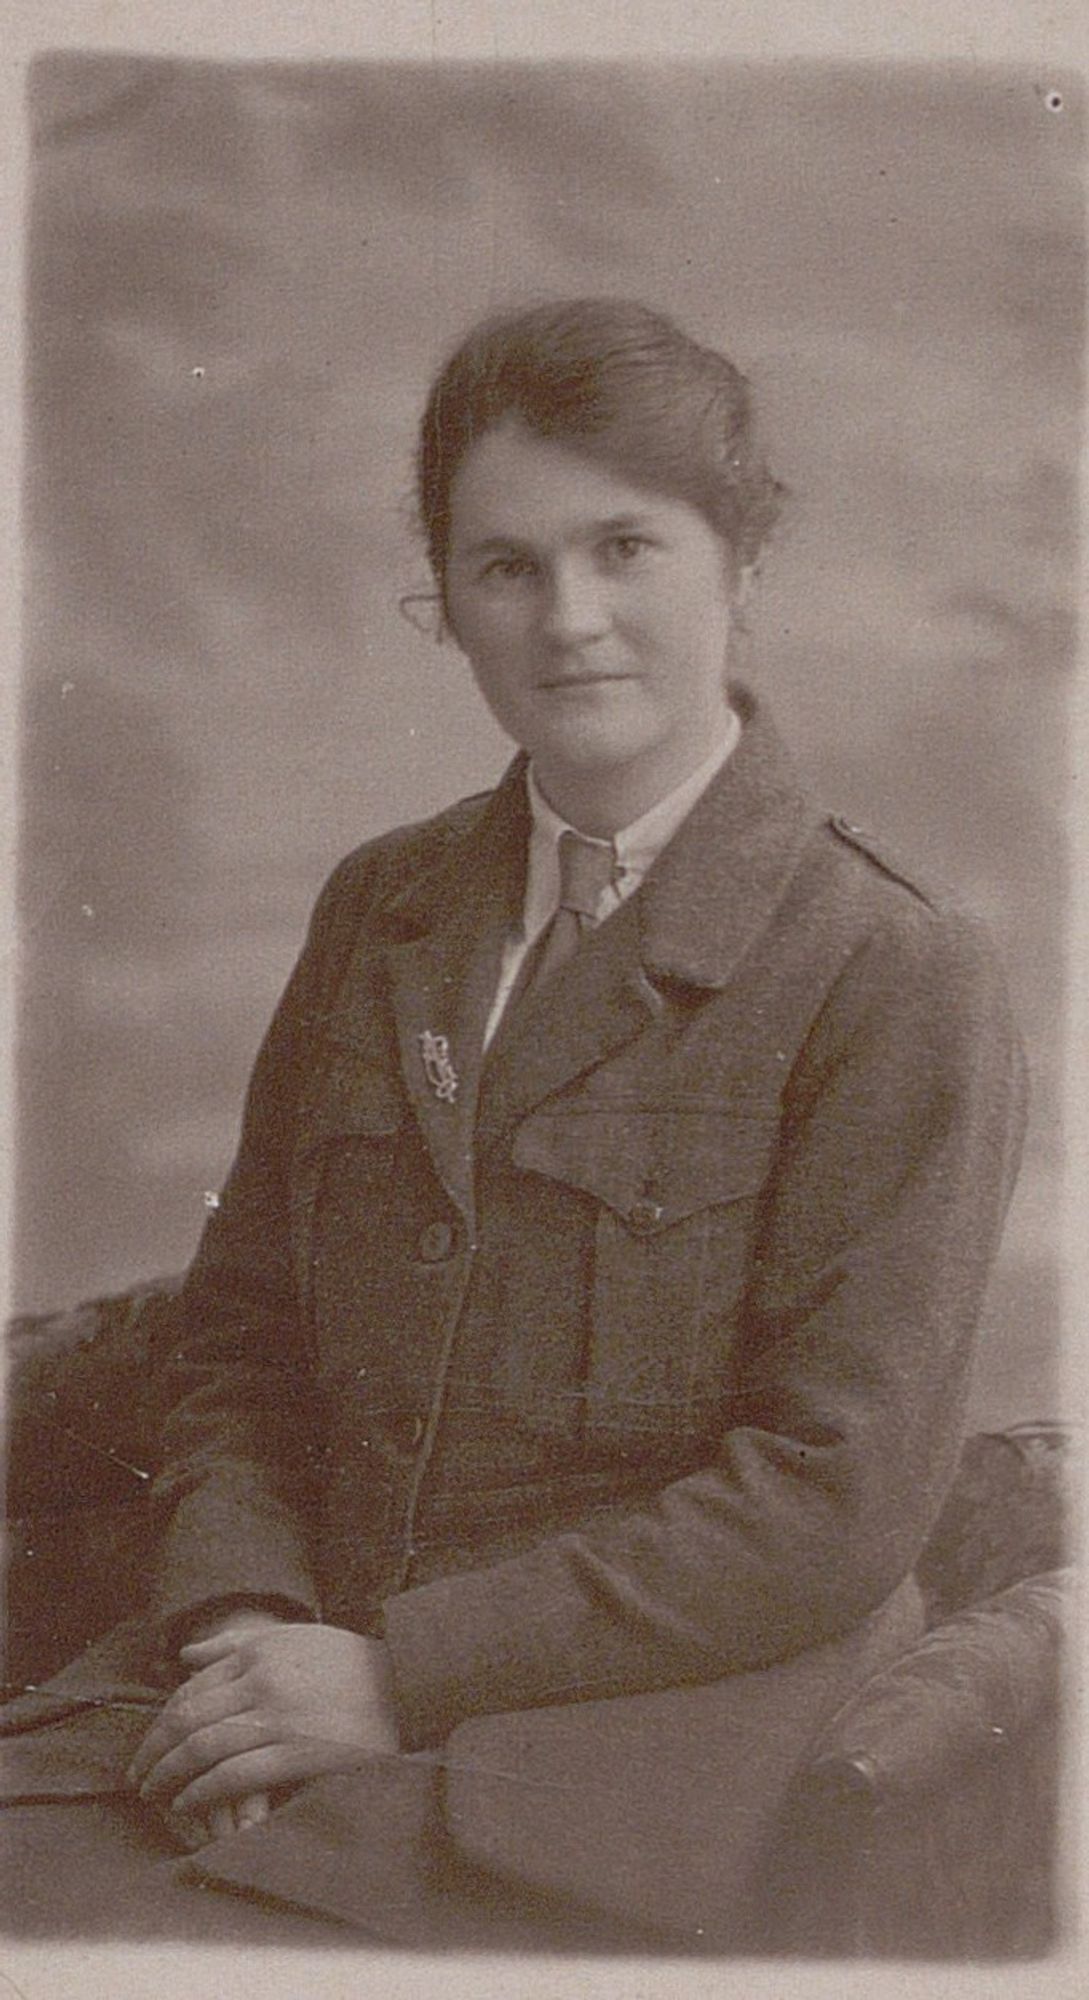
top-left (521, 708), bottom-right (741, 942)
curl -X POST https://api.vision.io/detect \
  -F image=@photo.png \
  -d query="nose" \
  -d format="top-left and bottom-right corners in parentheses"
top-left (539, 559), bottom-right (610, 646)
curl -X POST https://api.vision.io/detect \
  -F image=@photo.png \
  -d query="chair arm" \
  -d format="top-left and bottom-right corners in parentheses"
top-left (4, 1278), bottom-right (183, 1515)
top-left (915, 1424), bottom-right (1074, 1621)
top-left (802, 1567), bottom-right (1071, 1807)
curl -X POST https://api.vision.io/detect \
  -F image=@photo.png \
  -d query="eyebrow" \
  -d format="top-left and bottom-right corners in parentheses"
top-left (459, 513), bottom-right (659, 559)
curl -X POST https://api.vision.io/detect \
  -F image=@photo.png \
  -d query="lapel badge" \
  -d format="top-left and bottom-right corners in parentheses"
top-left (419, 1028), bottom-right (459, 1103)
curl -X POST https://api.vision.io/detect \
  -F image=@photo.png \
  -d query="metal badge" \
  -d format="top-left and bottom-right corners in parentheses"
top-left (419, 1028), bottom-right (459, 1103)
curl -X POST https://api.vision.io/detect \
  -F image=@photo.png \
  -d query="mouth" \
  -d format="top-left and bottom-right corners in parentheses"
top-left (536, 671), bottom-right (636, 691)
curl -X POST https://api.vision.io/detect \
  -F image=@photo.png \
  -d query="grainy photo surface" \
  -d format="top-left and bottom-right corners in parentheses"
top-left (2, 44), bottom-right (1082, 1983)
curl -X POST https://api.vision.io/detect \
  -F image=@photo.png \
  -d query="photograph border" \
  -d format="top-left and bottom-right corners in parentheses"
top-left (1, 4), bottom-right (1085, 1998)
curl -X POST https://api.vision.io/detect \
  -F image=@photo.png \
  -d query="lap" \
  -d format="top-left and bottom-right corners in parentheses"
top-left (0, 1787), bottom-right (643, 1954)
top-left (0, 1578), bottom-right (925, 1950)
top-left (0, 1798), bottom-right (356, 1946)
top-left (446, 1573), bottom-right (926, 1945)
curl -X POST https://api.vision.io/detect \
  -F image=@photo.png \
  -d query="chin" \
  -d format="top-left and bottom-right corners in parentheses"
top-left (534, 738), bottom-right (646, 780)
top-left (532, 708), bottom-right (654, 762)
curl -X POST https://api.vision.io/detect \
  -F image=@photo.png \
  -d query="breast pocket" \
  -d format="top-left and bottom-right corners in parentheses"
top-left (511, 1107), bottom-right (777, 1442)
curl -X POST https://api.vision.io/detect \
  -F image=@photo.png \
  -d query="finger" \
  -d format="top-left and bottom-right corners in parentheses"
top-left (173, 1799), bottom-right (259, 1847)
top-left (234, 1792), bottom-right (271, 1831)
top-left (181, 1608), bottom-right (289, 1656)
top-left (127, 1674), bottom-right (251, 1788)
top-left (181, 1632), bottom-right (252, 1666)
top-left (170, 1651), bottom-right (247, 1695)
top-left (181, 1611), bottom-right (297, 1667)
top-left (129, 1678), bottom-right (249, 1789)
top-left (172, 1738), bottom-right (370, 1817)
top-left (138, 1712), bottom-right (278, 1803)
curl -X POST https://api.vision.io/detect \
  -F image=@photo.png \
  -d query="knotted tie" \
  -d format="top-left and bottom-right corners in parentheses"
top-left (505, 828), bottom-right (618, 1019)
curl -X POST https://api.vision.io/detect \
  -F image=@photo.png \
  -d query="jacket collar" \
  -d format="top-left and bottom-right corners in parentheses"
top-left (379, 755), bottom-right (531, 945)
top-left (634, 680), bottom-right (816, 990)
top-left (381, 681), bottom-right (813, 988)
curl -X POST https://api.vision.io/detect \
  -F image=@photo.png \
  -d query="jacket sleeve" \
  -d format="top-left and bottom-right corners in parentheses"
top-left (149, 858), bottom-right (367, 1641)
top-left (382, 903), bottom-right (1028, 1748)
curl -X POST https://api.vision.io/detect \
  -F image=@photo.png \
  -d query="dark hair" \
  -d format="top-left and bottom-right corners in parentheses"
top-left (417, 298), bottom-right (785, 591)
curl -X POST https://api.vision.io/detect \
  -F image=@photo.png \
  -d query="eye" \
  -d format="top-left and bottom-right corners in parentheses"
top-left (602, 533), bottom-right (653, 568)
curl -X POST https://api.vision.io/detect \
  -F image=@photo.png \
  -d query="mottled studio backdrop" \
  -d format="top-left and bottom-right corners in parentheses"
top-left (16, 55), bottom-right (1082, 1429)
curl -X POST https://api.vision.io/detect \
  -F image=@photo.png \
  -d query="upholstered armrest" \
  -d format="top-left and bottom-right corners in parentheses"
top-left (3, 1280), bottom-right (183, 1687)
top-left (802, 1567), bottom-right (1070, 1806)
top-left (915, 1424), bottom-right (1073, 1622)
top-left (4, 1278), bottom-right (183, 1515)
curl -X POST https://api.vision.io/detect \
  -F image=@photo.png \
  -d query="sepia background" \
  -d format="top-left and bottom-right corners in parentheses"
top-left (15, 54), bottom-right (1083, 1431)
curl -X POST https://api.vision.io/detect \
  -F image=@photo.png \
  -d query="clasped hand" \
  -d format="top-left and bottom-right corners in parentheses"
top-left (127, 1618), bottom-right (399, 1845)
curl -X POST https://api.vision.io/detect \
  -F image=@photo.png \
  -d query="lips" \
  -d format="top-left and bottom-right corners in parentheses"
top-left (537, 670), bottom-right (636, 689)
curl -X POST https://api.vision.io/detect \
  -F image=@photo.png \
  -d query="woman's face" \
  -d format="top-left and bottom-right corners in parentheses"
top-left (442, 420), bottom-right (736, 832)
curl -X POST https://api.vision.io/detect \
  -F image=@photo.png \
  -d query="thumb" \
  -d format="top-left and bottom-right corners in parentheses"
top-left (179, 1634), bottom-right (240, 1665)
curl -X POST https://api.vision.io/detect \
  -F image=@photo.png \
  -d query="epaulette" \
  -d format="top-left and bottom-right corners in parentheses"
top-left (826, 813), bottom-right (942, 909)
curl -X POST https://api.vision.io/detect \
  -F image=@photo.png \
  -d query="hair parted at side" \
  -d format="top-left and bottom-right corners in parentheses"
top-left (417, 297), bottom-right (786, 588)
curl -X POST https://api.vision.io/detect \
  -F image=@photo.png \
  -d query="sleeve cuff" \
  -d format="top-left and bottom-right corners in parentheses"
top-left (166, 1592), bottom-right (318, 1652)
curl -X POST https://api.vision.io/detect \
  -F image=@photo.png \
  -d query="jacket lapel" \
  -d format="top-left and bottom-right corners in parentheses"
top-left (475, 899), bottom-right (665, 1150)
top-left (635, 681), bottom-right (816, 991)
top-left (382, 765), bottom-right (529, 1220)
top-left (477, 686), bottom-right (817, 1146)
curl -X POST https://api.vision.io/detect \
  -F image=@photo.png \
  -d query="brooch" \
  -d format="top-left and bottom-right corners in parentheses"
top-left (419, 1029), bottom-right (459, 1103)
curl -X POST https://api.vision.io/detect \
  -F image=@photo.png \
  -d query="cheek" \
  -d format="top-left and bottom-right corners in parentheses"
top-left (448, 595), bottom-right (534, 679)
top-left (455, 625), bottom-right (536, 728)
top-left (630, 593), bottom-right (730, 674)
top-left (445, 583), bottom-right (500, 652)
top-left (468, 657), bottom-right (520, 718)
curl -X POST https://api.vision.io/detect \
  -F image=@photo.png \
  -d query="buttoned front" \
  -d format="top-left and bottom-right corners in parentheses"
top-left (150, 686), bottom-right (1027, 1753)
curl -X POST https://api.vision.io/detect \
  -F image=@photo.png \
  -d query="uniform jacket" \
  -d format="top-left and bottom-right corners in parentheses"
top-left (151, 683), bottom-right (1027, 1756)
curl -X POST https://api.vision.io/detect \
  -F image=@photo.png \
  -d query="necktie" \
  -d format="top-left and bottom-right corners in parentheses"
top-left (504, 829), bottom-right (617, 1020)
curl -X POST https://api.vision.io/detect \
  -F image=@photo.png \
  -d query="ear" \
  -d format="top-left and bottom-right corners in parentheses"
top-left (398, 591), bottom-right (446, 642)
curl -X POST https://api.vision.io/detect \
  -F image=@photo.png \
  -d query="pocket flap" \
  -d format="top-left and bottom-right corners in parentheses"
top-left (512, 1108), bottom-right (776, 1229)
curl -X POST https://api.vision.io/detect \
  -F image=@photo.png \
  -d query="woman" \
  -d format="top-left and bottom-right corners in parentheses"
top-left (4, 300), bottom-right (1027, 1945)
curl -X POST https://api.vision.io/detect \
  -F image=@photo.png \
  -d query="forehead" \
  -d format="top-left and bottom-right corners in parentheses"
top-left (447, 421), bottom-right (705, 550)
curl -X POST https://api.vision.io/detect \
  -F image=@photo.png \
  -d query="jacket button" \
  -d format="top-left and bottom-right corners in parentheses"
top-left (627, 1198), bottom-right (664, 1236)
top-left (418, 1220), bottom-right (455, 1263)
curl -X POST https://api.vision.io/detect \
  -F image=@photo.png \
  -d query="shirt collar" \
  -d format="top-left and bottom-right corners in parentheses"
top-left (521, 707), bottom-right (742, 942)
